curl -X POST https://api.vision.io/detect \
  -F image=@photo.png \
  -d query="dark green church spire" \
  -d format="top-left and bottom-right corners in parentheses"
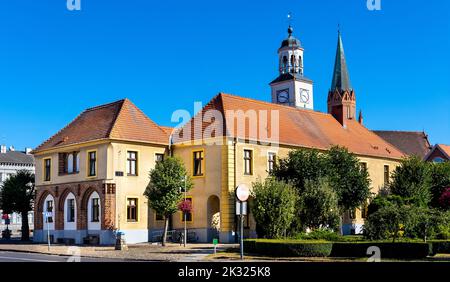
top-left (331, 31), bottom-right (352, 91)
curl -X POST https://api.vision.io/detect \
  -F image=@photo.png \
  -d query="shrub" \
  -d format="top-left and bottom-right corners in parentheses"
top-left (251, 178), bottom-right (299, 238)
top-left (429, 240), bottom-right (450, 255)
top-left (331, 242), bottom-right (431, 259)
top-left (244, 239), bottom-right (333, 257)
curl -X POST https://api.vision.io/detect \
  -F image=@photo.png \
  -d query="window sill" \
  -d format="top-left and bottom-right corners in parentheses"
top-left (127, 174), bottom-right (138, 177)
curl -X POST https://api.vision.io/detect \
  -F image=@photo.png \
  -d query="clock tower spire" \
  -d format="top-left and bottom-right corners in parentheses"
top-left (327, 30), bottom-right (356, 126)
top-left (270, 24), bottom-right (314, 110)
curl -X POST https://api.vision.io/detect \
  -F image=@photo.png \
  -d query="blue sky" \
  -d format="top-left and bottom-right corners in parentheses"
top-left (1, 0), bottom-right (449, 150)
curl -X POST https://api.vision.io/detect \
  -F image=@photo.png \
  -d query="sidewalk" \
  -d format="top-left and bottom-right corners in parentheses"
top-left (0, 242), bottom-right (238, 262)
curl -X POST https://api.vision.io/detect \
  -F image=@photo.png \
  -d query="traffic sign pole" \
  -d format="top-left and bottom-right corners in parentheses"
top-left (240, 199), bottom-right (244, 260)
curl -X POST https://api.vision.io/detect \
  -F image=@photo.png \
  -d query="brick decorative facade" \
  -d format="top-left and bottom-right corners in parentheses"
top-left (34, 180), bottom-right (116, 231)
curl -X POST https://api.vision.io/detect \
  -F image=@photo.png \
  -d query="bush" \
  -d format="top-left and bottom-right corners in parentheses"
top-left (331, 242), bottom-right (431, 259)
top-left (429, 240), bottom-right (450, 255)
top-left (244, 239), bottom-right (333, 257)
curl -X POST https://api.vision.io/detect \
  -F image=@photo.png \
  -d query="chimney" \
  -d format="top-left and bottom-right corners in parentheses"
top-left (25, 148), bottom-right (32, 155)
top-left (9, 146), bottom-right (15, 152)
top-left (0, 145), bottom-right (6, 154)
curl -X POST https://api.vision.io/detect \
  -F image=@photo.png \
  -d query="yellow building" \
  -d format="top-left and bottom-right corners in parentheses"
top-left (33, 28), bottom-right (405, 244)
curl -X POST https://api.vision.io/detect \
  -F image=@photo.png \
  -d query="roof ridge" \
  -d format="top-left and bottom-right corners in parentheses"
top-left (109, 99), bottom-right (171, 140)
top-left (85, 99), bottom-right (126, 112)
top-left (373, 130), bottom-right (426, 134)
top-left (218, 92), bottom-right (332, 118)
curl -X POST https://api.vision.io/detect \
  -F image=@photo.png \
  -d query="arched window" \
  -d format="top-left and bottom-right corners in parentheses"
top-left (282, 56), bottom-right (288, 72)
top-left (88, 192), bottom-right (101, 230)
top-left (75, 153), bottom-right (80, 172)
top-left (43, 194), bottom-right (55, 230)
top-left (64, 193), bottom-right (77, 230)
top-left (67, 153), bottom-right (74, 173)
top-left (433, 157), bottom-right (445, 163)
top-left (298, 56), bottom-right (303, 68)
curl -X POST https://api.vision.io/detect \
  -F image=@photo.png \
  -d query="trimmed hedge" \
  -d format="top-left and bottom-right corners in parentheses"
top-left (331, 242), bottom-right (431, 259)
top-left (429, 241), bottom-right (450, 255)
top-left (244, 239), bottom-right (332, 257)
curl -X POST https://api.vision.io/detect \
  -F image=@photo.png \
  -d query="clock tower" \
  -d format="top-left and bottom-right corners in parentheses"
top-left (270, 25), bottom-right (314, 110)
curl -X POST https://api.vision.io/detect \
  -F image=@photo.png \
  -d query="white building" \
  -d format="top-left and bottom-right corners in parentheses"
top-left (0, 145), bottom-right (35, 236)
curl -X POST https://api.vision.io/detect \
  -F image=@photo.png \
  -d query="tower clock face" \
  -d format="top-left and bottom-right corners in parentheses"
top-left (300, 89), bottom-right (310, 103)
top-left (277, 89), bottom-right (289, 103)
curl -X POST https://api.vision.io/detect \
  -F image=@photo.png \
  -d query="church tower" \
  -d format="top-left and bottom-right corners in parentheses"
top-left (270, 26), bottom-right (314, 110)
top-left (327, 31), bottom-right (356, 126)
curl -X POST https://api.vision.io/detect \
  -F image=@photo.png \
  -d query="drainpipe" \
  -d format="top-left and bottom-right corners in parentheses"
top-left (233, 137), bottom-right (238, 243)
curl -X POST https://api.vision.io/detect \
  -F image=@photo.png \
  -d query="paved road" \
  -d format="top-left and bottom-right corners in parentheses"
top-left (0, 251), bottom-right (127, 262)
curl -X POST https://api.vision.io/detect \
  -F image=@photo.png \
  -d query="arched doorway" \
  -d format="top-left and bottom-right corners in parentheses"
top-left (63, 192), bottom-right (77, 230)
top-left (207, 195), bottom-right (220, 242)
top-left (87, 191), bottom-right (101, 230)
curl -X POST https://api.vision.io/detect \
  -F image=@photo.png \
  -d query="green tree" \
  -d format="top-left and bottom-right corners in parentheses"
top-left (144, 157), bottom-right (192, 246)
top-left (406, 207), bottom-right (443, 242)
top-left (251, 178), bottom-right (298, 239)
top-left (272, 148), bottom-right (327, 193)
top-left (389, 156), bottom-right (432, 207)
top-left (298, 178), bottom-right (340, 231)
top-left (429, 161), bottom-right (450, 209)
top-left (0, 170), bottom-right (35, 241)
top-left (325, 146), bottom-right (371, 212)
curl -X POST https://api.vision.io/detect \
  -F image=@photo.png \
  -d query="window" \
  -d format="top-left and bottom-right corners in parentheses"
top-left (127, 151), bottom-right (138, 176)
top-left (244, 150), bottom-right (253, 175)
top-left (181, 197), bottom-right (193, 222)
top-left (67, 199), bottom-right (75, 222)
top-left (155, 153), bottom-right (164, 163)
top-left (91, 198), bottom-right (100, 222)
top-left (360, 162), bottom-right (367, 172)
top-left (127, 198), bottom-right (138, 222)
top-left (67, 153), bottom-right (74, 173)
top-left (88, 151), bottom-right (97, 177)
top-left (268, 152), bottom-right (276, 172)
top-left (433, 157), bottom-right (445, 163)
top-left (361, 202), bottom-right (368, 219)
top-left (384, 165), bottom-right (390, 185)
top-left (44, 158), bottom-right (51, 181)
top-left (193, 150), bottom-right (204, 176)
top-left (46, 200), bottom-right (53, 223)
top-left (75, 153), bottom-right (80, 172)
top-left (349, 209), bottom-right (356, 220)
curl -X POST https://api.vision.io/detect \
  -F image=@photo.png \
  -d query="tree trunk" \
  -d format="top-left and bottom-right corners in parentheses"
top-left (162, 216), bottom-right (169, 247)
top-left (21, 211), bottom-right (30, 241)
top-left (339, 215), bottom-right (344, 236)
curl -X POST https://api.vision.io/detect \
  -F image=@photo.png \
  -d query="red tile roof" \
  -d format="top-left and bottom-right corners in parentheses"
top-left (373, 130), bottom-right (431, 158)
top-left (34, 99), bottom-right (170, 152)
top-left (436, 144), bottom-right (450, 158)
top-left (175, 93), bottom-right (405, 160)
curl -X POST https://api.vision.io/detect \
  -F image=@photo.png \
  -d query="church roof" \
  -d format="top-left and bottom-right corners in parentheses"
top-left (331, 32), bottom-right (352, 91)
top-left (34, 99), bottom-right (170, 153)
top-left (175, 93), bottom-right (405, 160)
top-left (372, 130), bottom-right (432, 158)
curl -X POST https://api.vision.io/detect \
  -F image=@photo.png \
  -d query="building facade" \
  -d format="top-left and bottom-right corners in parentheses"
top-left (33, 27), bottom-right (407, 245)
top-left (0, 145), bottom-right (35, 235)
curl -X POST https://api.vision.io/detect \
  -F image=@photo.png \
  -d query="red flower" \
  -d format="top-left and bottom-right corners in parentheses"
top-left (178, 199), bottom-right (192, 213)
